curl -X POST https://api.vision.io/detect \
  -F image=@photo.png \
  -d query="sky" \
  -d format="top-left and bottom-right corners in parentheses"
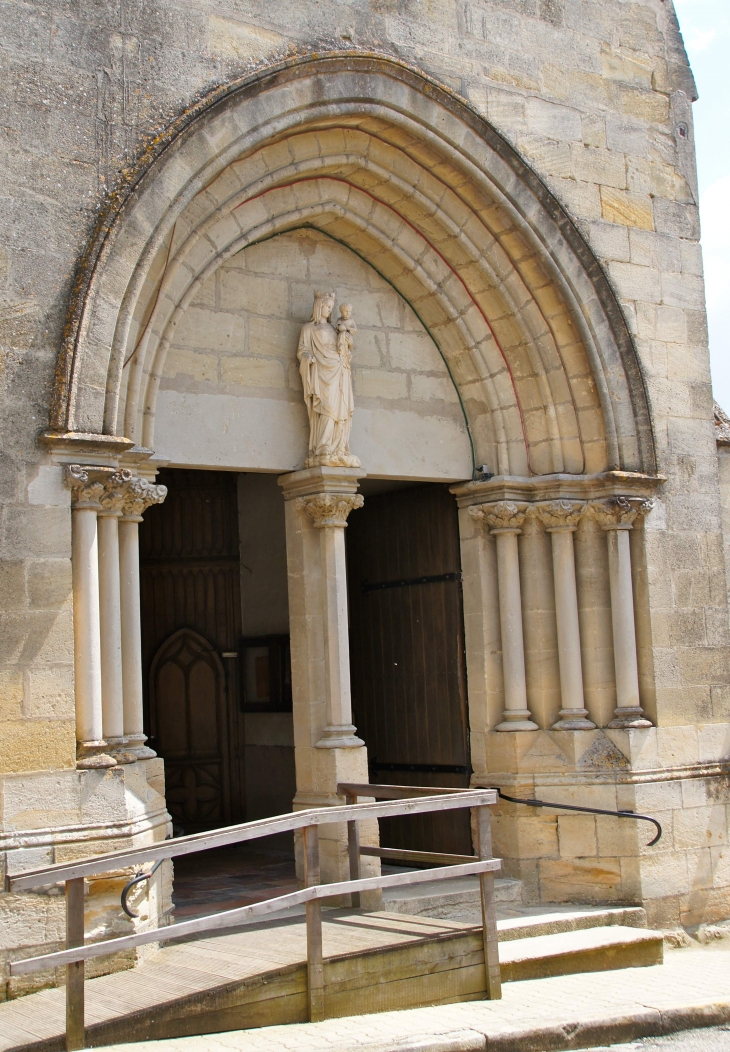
top-left (673, 0), bottom-right (730, 410)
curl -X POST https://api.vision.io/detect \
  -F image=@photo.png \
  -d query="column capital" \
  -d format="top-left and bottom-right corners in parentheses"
top-left (590, 496), bottom-right (654, 531)
top-left (469, 500), bottom-right (527, 534)
top-left (119, 476), bottom-right (168, 520)
top-left (66, 464), bottom-right (111, 508)
top-left (296, 492), bottom-right (364, 528)
top-left (98, 468), bottom-right (135, 516)
top-left (533, 499), bottom-right (586, 532)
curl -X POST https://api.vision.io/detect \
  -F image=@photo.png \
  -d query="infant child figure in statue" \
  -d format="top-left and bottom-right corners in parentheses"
top-left (297, 291), bottom-right (360, 468)
top-left (336, 303), bottom-right (356, 366)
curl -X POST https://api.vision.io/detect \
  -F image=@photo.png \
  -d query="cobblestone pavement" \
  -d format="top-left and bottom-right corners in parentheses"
top-left (101, 946), bottom-right (730, 1052)
top-left (584, 1027), bottom-right (730, 1050)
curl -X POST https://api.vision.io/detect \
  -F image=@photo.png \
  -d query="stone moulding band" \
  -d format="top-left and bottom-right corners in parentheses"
top-left (483, 759), bottom-right (730, 787)
top-left (0, 806), bottom-right (171, 853)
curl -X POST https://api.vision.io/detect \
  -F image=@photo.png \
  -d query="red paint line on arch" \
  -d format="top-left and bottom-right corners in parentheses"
top-left (232, 174), bottom-right (533, 472)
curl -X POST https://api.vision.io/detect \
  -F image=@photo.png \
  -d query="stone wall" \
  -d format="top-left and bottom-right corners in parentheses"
top-left (0, 0), bottom-right (727, 968)
top-left (155, 229), bottom-right (471, 478)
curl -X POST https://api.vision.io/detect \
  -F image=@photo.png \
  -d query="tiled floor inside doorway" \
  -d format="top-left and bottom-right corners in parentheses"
top-left (171, 837), bottom-right (299, 920)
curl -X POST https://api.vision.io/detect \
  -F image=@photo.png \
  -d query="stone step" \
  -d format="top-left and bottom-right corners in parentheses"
top-left (499, 924), bottom-right (664, 982)
top-left (498, 905), bottom-right (647, 941)
top-left (381, 874), bottom-right (522, 915)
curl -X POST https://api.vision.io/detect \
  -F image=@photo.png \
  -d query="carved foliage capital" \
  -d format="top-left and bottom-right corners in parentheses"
top-left (534, 499), bottom-right (585, 531)
top-left (98, 469), bottom-right (134, 513)
top-left (296, 492), bottom-right (364, 528)
top-left (120, 477), bottom-right (168, 518)
top-left (66, 465), bottom-right (166, 516)
top-left (469, 500), bottom-right (526, 533)
top-left (590, 496), bottom-right (654, 530)
top-left (66, 464), bottom-right (106, 507)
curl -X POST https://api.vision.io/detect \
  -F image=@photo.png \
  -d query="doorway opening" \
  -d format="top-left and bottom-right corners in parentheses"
top-left (346, 482), bottom-right (472, 857)
top-left (139, 469), bottom-right (297, 914)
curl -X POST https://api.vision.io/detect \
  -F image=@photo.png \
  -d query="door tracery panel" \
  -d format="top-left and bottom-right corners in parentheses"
top-left (150, 628), bottom-right (229, 827)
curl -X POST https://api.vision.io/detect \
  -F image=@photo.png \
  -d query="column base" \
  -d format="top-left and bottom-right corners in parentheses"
top-left (124, 734), bottom-right (157, 760)
top-left (76, 740), bottom-right (117, 769)
top-left (106, 737), bottom-right (138, 764)
top-left (552, 709), bottom-right (596, 730)
top-left (495, 711), bottom-right (539, 732)
top-left (607, 706), bottom-right (652, 729)
top-left (316, 724), bottom-right (365, 749)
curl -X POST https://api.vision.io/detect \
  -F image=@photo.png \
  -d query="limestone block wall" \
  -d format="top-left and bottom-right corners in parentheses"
top-left (0, 760), bottom-right (172, 1000)
top-left (154, 229), bottom-right (471, 479)
top-left (0, 0), bottom-right (727, 953)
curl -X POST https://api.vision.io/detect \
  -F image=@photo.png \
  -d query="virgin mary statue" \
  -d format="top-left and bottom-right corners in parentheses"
top-left (298, 291), bottom-right (360, 468)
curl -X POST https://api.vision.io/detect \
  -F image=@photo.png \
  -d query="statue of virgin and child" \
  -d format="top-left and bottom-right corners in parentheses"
top-left (297, 291), bottom-right (360, 468)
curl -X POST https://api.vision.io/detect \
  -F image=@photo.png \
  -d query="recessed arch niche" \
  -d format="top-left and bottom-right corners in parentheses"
top-left (53, 53), bottom-right (656, 479)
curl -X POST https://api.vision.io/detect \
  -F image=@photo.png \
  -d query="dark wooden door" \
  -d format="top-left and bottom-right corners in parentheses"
top-left (140, 469), bottom-right (243, 830)
top-left (346, 484), bottom-right (471, 856)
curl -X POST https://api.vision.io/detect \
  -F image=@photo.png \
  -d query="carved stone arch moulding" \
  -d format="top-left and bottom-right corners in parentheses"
top-left (50, 51), bottom-right (656, 478)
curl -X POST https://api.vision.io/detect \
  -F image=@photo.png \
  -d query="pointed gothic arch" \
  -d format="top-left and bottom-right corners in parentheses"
top-left (51, 52), bottom-right (656, 478)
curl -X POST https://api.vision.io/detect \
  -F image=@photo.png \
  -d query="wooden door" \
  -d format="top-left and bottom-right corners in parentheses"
top-left (150, 628), bottom-right (229, 827)
top-left (346, 484), bottom-right (471, 855)
top-left (140, 469), bottom-right (243, 830)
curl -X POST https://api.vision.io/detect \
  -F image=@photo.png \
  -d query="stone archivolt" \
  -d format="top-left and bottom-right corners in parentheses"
top-left (296, 492), bottom-right (364, 528)
top-left (53, 57), bottom-right (655, 480)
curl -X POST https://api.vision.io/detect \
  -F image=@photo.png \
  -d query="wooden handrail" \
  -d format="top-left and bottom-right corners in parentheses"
top-left (9, 785), bottom-right (502, 1049)
top-left (8, 788), bottom-right (497, 891)
top-left (10, 858), bottom-right (501, 975)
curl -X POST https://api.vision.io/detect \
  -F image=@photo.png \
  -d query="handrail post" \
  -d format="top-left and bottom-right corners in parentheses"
top-left (475, 805), bottom-right (502, 1000)
top-left (65, 877), bottom-right (86, 1050)
top-left (345, 793), bottom-right (361, 909)
top-left (303, 824), bottom-right (324, 1022)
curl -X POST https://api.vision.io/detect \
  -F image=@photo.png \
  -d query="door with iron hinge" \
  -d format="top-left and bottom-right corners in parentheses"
top-left (346, 483), bottom-right (472, 856)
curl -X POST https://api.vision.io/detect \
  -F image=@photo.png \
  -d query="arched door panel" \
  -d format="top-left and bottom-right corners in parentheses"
top-left (150, 628), bottom-right (229, 828)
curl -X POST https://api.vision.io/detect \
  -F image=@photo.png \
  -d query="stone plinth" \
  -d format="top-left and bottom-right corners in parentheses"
top-left (477, 726), bottom-right (730, 929)
top-left (0, 759), bottom-right (172, 1000)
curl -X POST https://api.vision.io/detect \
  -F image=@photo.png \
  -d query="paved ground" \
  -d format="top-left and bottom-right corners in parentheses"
top-left (99, 944), bottom-right (730, 1052)
top-left (583, 1029), bottom-right (730, 1050)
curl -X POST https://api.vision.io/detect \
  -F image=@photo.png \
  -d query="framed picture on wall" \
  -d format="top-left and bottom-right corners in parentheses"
top-left (240, 634), bottom-right (292, 712)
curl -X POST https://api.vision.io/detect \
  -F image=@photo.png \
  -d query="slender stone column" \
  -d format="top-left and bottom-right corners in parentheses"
top-left (119, 477), bottom-right (167, 758)
top-left (98, 471), bottom-right (135, 762)
top-left (295, 489), bottom-right (365, 747)
top-left (66, 466), bottom-right (116, 769)
top-left (536, 501), bottom-right (595, 730)
top-left (470, 502), bottom-right (537, 731)
top-left (280, 466), bottom-right (374, 886)
top-left (591, 497), bottom-right (654, 728)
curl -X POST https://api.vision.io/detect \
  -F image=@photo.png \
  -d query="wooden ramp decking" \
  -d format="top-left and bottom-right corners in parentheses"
top-left (0, 911), bottom-right (487, 1051)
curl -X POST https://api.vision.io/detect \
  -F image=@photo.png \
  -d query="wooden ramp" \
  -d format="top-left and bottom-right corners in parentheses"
top-left (0, 911), bottom-right (488, 1051)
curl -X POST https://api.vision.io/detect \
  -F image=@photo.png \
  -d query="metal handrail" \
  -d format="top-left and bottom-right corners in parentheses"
top-left (8, 785), bottom-right (502, 1050)
top-left (492, 789), bottom-right (663, 846)
top-left (121, 858), bottom-right (164, 919)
